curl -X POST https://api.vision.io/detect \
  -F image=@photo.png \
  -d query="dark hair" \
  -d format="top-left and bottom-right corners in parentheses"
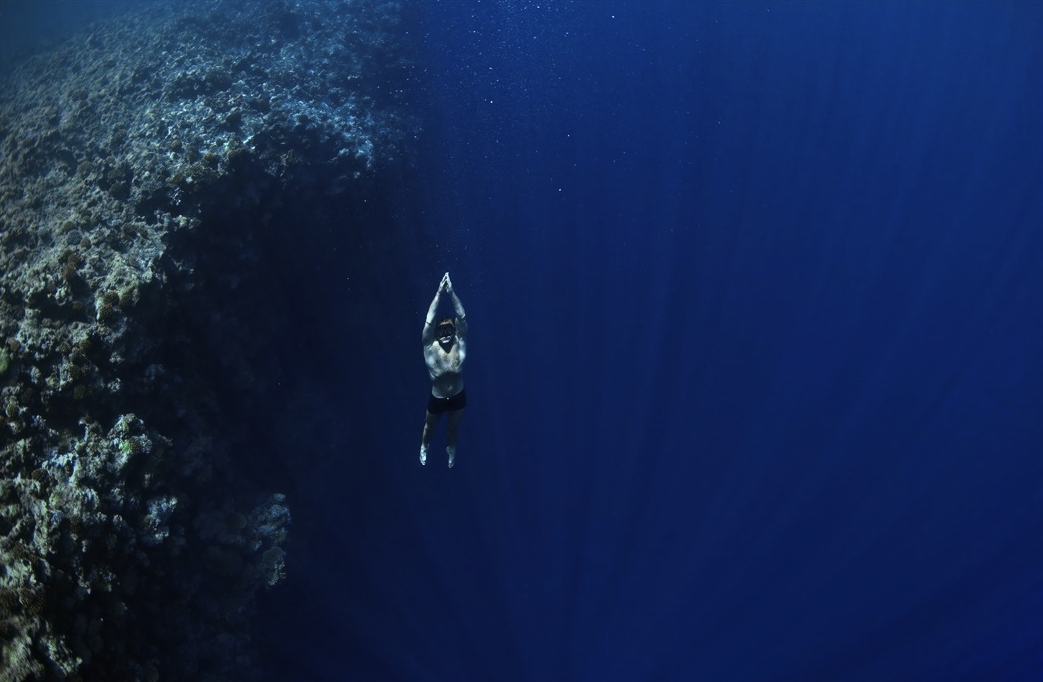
top-left (437, 317), bottom-right (455, 328)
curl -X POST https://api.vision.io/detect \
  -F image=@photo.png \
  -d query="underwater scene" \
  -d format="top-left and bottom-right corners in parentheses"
top-left (0, 1), bottom-right (1040, 680)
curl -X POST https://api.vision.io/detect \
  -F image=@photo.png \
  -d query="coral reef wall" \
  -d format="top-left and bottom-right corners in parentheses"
top-left (0, 1), bottom-right (414, 680)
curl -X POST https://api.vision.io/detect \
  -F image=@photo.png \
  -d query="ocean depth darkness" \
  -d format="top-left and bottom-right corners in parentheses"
top-left (4, 1), bottom-right (1041, 680)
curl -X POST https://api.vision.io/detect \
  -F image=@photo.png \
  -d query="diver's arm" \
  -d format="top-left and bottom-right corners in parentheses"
top-left (445, 275), bottom-right (468, 338)
top-left (422, 281), bottom-right (444, 344)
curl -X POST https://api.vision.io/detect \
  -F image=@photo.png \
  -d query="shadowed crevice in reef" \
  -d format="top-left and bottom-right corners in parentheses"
top-left (0, 2), bottom-right (417, 680)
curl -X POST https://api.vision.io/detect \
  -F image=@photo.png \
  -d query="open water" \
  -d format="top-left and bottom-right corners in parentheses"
top-left (4, 1), bottom-right (1042, 680)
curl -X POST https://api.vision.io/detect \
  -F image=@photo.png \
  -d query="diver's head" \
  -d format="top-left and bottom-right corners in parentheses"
top-left (436, 317), bottom-right (456, 345)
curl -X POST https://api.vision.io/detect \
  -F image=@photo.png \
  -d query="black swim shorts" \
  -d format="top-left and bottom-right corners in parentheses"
top-left (428, 389), bottom-right (467, 414)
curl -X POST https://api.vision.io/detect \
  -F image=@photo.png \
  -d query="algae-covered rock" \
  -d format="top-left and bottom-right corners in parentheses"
top-left (0, 1), bottom-right (414, 680)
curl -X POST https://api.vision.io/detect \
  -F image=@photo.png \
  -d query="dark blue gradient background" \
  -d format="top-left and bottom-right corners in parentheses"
top-left (278, 2), bottom-right (1040, 679)
top-left (316, 3), bottom-right (1040, 680)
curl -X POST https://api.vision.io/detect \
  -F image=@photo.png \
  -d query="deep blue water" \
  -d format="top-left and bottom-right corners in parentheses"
top-left (0, 0), bottom-right (143, 69)
top-left (295, 3), bottom-right (1041, 680)
top-left (261, 2), bottom-right (1042, 679)
top-left (6, 1), bottom-right (1042, 680)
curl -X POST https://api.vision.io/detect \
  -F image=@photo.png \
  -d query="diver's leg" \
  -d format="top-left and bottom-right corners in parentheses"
top-left (446, 408), bottom-right (464, 468)
top-left (421, 411), bottom-right (440, 465)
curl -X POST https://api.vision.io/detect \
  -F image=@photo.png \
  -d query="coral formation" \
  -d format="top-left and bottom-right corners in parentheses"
top-left (0, 1), bottom-right (414, 679)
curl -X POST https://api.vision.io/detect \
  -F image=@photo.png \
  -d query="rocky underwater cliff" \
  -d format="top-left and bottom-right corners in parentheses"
top-left (0, 1), bottom-right (414, 679)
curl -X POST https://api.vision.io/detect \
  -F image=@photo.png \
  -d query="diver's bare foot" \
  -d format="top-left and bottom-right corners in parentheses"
top-left (446, 445), bottom-right (455, 468)
top-left (420, 444), bottom-right (428, 465)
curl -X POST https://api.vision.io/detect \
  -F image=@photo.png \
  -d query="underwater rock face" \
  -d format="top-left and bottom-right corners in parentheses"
top-left (0, 1), bottom-right (413, 679)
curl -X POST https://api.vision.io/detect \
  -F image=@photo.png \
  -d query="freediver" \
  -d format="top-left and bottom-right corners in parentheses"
top-left (420, 272), bottom-right (467, 468)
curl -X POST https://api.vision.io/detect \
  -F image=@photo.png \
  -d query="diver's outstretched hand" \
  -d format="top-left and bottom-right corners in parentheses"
top-left (441, 272), bottom-right (453, 293)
